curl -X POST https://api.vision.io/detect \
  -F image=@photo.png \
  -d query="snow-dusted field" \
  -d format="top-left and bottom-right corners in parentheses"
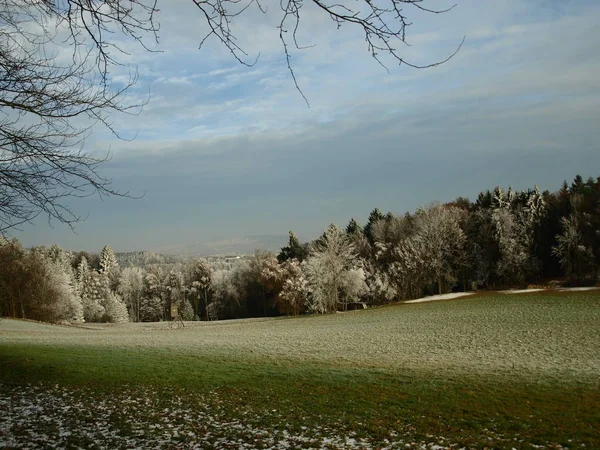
top-left (0, 384), bottom-right (464, 450)
top-left (1, 292), bottom-right (599, 449)
top-left (2, 292), bottom-right (599, 379)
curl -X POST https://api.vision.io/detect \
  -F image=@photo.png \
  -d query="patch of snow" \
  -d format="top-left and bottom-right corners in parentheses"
top-left (404, 292), bottom-right (475, 304)
top-left (557, 287), bottom-right (600, 292)
top-left (498, 289), bottom-right (546, 294)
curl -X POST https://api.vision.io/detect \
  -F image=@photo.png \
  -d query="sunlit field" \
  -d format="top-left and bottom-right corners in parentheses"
top-left (2, 291), bottom-right (600, 449)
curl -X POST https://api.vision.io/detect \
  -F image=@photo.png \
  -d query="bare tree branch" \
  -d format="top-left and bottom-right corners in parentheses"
top-left (190, 0), bottom-right (462, 101)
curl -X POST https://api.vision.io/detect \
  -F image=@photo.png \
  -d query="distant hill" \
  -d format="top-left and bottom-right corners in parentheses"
top-left (114, 235), bottom-right (290, 266)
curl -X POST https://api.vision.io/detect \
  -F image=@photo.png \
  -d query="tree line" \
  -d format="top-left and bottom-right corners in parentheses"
top-left (0, 174), bottom-right (598, 324)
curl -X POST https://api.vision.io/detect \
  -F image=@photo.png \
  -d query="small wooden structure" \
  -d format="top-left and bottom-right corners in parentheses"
top-left (169, 303), bottom-right (185, 328)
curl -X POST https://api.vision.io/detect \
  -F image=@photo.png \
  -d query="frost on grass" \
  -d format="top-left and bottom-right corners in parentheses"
top-left (0, 383), bottom-right (574, 449)
top-left (2, 293), bottom-right (599, 381)
top-left (0, 384), bottom-right (468, 449)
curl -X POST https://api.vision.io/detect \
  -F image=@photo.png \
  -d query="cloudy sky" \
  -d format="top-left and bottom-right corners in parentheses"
top-left (15, 0), bottom-right (600, 253)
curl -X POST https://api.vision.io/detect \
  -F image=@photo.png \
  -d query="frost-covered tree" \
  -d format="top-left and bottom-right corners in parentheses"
top-left (340, 268), bottom-right (368, 304)
top-left (104, 291), bottom-right (130, 323)
top-left (260, 254), bottom-right (283, 299)
top-left (492, 208), bottom-right (530, 284)
top-left (212, 266), bottom-right (247, 320)
top-left (100, 245), bottom-right (119, 274)
top-left (118, 267), bottom-right (145, 322)
top-left (140, 295), bottom-right (163, 322)
top-left (41, 256), bottom-right (84, 323)
top-left (11, 246), bottom-right (85, 323)
top-left (32, 245), bottom-right (84, 322)
top-left (385, 233), bottom-right (429, 300)
top-left (525, 186), bottom-right (547, 229)
top-left (190, 260), bottom-right (213, 320)
top-left (261, 254), bottom-right (284, 290)
top-left (100, 245), bottom-right (121, 293)
top-left (141, 269), bottom-right (166, 321)
top-left (374, 205), bottom-right (466, 299)
top-left (80, 270), bottom-right (107, 322)
top-left (179, 298), bottom-right (196, 321)
top-left (277, 259), bottom-right (308, 315)
top-left (80, 270), bottom-right (128, 322)
top-left (304, 224), bottom-right (364, 313)
top-left (414, 203), bottom-right (467, 294)
top-left (553, 214), bottom-right (596, 280)
top-left (363, 208), bottom-right (385, 245)
top-left (363, 261), bottom-right (396, 305)
top-left (76, 256), bottom-right (89, 295)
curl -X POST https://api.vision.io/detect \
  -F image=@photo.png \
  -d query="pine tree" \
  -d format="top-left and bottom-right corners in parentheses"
top-left (80, 270), bottom-right (107, 322)
top-left (277, 231), bottom-right (308, 262)
top-left (570, 175), bottom-right (584, 194)
top-left (99, 245), bottom-right (118, 274)
top-left (104, 291), bottom-right (130, 323)
top-left (346, 218), bottom-right (361, 235)
top-left (363, 208), bottom-right (385, 244)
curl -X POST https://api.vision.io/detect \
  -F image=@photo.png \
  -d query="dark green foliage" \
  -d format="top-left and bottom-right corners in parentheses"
top-left (345, 218), bottom-right (361, 235)
top-left (277, 231), bottom-right (309, 263)
top-left (363, 208), bottom-right (385, 244)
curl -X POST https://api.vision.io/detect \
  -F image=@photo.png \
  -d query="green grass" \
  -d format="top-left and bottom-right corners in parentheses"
top-left (2, 291), bottom-right (600, 448)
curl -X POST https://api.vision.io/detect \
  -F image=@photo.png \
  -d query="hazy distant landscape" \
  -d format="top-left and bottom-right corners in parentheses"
top-left (147, 234), bottom-right (289, 258)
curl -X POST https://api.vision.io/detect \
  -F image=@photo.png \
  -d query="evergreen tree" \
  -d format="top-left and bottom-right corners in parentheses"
top-left (277, 231), bottom-right (308, 263)
top-left (570, 175), bottom-right (584, 194)
top-left (475, 190), bottom-right (493, 210)
top-left (363, 208), bottom-right (385, 244)
top-left (346, 218), bottom-right (361, 235)
top-left (104, 291), bottom-right (130, 323)
top-left (99, 245), bottom-right (118, 274)
top-left (80, 270), bottom-right (108, 322)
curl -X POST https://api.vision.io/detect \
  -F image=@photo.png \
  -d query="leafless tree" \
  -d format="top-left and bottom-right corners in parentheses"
top-left (0, 1), bottom-right (154, 233)
top-left (0, 0), bottom-right (459, 233)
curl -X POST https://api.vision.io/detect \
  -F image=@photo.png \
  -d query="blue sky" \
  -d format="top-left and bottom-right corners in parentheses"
top-left (15, 0), bottom-right (600, 253)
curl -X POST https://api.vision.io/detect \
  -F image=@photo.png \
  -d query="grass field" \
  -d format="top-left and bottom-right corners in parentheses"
top-left (1, 291), bottom-right (599, 449)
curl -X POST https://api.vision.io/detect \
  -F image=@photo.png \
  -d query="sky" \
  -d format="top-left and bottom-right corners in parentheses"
top-left (13, 0), bottom-right (600, 253)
